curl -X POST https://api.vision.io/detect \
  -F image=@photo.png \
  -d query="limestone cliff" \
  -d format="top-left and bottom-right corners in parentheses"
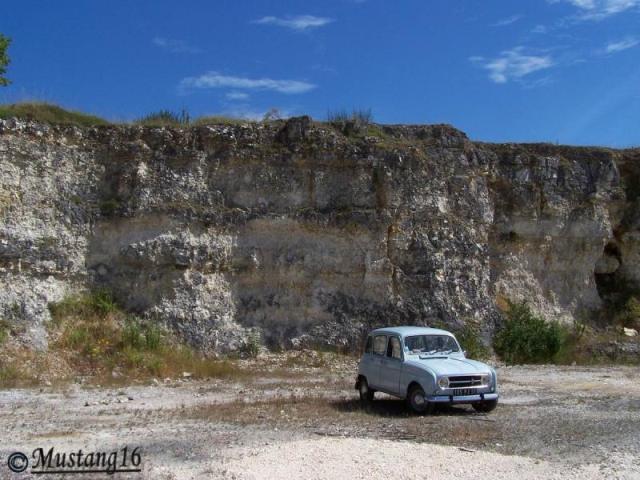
top-left (0, 117), bottom-right (637, 352)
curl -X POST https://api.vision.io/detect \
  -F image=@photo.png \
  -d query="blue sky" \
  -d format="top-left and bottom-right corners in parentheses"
top-left (2, 0), bottom-right (639, 146)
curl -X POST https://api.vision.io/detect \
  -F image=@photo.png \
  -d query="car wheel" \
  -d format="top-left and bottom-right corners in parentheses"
top-left (472, 399), bottom-right (498, 413)
top-left (358, 378), bottom-right (375, 404)
top-left (407, 385), bottom-right (434, 414)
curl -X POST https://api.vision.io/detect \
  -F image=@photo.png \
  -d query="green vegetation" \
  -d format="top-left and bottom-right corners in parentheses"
top-left (494, 301), bottom-right (567, 365)
top-left (49, 289), bottom-right (118, 322)
top-left (327, 108), bottom-right (375, 137)
top-left (134, 109), bottom-right (191, 127)
top-left (616, 295), bottom-right (640, 329)
top-left (0, 319), bottom-right (10, 344)
top-left (0, 34), bottom-right (10, 86)
top-left (99, 198), bottom-right (121, 217)
top-left (0, 364), bottom-right (20, 386)
top-left (192, 115), bottom-right (253, 126)
top-left (134, 108), bottom-right (279, 127)
top-left (48, 291), bottom-right (249, 382)
top-left (0, 102), bottom-right (108, 126)
top-left (241, 331), bottom-right (261, 358)
top-left (0, 102), bottom-right (251, 127)
top-left (455, 324), bottom-right (490, 360)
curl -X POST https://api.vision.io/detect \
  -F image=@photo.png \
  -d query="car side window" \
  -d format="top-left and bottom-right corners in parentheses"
top-left (364, 336), bottom-right (372, 354)
top-left (373, 335), bottom-right (387, 356)
top-left (387, 336), bottom-right (402, 360)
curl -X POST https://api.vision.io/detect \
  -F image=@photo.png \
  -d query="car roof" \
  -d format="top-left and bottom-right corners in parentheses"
top-left (368, 326), bottom-right (454, 338)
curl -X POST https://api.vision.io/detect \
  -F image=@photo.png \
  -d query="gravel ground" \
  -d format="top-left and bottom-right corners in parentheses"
top-left (0, 362), bottom-right (638, 479)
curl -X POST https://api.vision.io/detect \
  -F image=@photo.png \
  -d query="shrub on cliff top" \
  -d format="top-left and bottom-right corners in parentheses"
top-left (135, 109), bottom-right (191, 127)
top-left (0, 102), bottom-right (109, 126)
top-left (328, 108), bottom-right (374, 136)
top-left (494, 301), bottom-right (567, 364)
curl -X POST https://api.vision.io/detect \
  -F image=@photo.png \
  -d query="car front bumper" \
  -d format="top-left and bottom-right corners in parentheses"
top-left (426, 393), bottom-right (499, 404)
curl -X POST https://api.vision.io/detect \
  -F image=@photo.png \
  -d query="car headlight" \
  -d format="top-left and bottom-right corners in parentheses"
top-left (437, 377), bottom-right (449, 389)
top-left (481, 374), bottom-right (490, 385)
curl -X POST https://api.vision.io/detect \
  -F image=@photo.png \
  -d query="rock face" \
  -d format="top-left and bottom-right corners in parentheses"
top-left (0, 118), bottom-right (637, 352)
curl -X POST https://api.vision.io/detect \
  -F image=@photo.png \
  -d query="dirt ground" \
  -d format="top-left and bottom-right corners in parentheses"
top-left (0, 354), bottom-right (639, 479)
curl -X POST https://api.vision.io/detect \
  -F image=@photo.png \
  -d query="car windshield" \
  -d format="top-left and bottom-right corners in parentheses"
top-left (404, 335), bottom-right (460, 355)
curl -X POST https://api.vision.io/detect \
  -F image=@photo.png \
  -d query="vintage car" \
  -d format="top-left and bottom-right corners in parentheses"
top-left (355, 326), bottom-right (498, 414)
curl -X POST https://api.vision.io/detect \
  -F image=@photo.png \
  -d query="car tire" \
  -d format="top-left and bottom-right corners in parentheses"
top-left (407, 385), bottom-right (434, 414)
top-left (472, 399), bottom-right (498, 413)
top-left (358, 378), bottom-right (375, 404)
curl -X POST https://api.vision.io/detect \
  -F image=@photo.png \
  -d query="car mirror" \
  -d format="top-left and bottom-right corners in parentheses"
top-left (463, 350), bottom-right (468, 357)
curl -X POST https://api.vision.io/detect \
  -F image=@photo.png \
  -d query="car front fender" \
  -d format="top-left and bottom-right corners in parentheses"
top-left (401, 364), bottom-right (437, 398)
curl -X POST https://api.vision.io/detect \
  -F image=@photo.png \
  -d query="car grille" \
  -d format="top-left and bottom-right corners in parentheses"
top-left (448, 375), bottom-right (486, 388)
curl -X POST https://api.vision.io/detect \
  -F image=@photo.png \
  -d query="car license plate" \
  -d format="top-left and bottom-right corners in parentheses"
top-left (453, 388), bottom-right (476, 396)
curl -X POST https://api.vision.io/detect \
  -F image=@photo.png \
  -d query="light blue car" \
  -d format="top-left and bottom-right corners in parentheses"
top-left (355, 326), bottom-right (498, 414)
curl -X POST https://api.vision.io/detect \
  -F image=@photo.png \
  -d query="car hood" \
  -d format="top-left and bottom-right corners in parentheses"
top-left (405, 356), bottom-right (491, 376)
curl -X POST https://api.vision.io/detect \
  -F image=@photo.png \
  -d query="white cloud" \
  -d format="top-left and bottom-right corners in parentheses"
top-left (180, 72), bottom-right (316, 94)
top-left (548, 0), bottom-right (640, 20)
top-left (252, 15), bottom-right (333, 31)
top-left (491, 14), bottom-right (524, 26)
top-left (152, 37), bottom-right (202, 54)
top-left (602, 36), bottom-right (639, 53)
top-left (471, 47), bottom-right (554, 84)
top-left (225, 91), bottom-right (250, 101)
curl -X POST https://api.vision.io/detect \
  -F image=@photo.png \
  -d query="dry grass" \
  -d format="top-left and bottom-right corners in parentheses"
top-left (0, 346), bottom-right (62, 388)
top-left (0, 102), bottom-right (108, 126)
top-left (192, 115), bottom-right (255, 126)
top-left (46, 291), bottom-right (254, 385)
top-left (181, 393), bottom-right (500, 447)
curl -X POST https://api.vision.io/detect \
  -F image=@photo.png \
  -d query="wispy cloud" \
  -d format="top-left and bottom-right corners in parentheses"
top-left (532, 24), bottom-right (549, 34)
top-left (601, 36), bottom-right (639, 53)
top-left (179, 72), bottom-right (316, 94)
top-left (225, 91), bottom-right (250, 101)
top-left (152, 37), bottom-right (202, 54)
top-left (470, 47), bottom-right (554, 84)
top-left (491, 14), bottom-right (524, 26)
top-left (252, 15), bottom-right (333, 31)
top-left (548, 0), bottom-right (640, 20)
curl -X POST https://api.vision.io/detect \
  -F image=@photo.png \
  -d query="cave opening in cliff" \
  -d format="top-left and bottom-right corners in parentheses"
top-left (594, 241), bottom-right (622, 306)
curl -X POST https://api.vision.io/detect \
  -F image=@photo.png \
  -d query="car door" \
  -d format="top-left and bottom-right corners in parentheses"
top-left (365, 334), bottom-right (387, 389)
top-left (359, 336), bottom-right (376, 386)
top-left (378, 335), bottom-right (403, 394)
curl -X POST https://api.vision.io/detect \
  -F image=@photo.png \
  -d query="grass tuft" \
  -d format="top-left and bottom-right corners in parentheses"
top-left (192, 115), bottom-right (255, 126)
top-left (0, 319), bottom-right (9, 345)
top-left (134, 109), bottom-right (190, 127)
top-left (0, 102), bottom-right (109, 126)
top-left (240, 331), bottom-right (261, 358)
top-left (327, 108), bottom-right (374, 137)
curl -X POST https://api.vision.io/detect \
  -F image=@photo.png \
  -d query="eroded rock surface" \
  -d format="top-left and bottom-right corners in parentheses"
top-left (0, 118), bottom-right (637, 352)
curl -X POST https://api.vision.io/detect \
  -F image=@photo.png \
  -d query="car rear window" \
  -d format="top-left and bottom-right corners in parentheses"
top-left (373, 335), bottom-right (387, 355)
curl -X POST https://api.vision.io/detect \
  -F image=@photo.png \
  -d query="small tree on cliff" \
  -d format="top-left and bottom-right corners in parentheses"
top-left (0, 34), bottom-right (11, 86)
